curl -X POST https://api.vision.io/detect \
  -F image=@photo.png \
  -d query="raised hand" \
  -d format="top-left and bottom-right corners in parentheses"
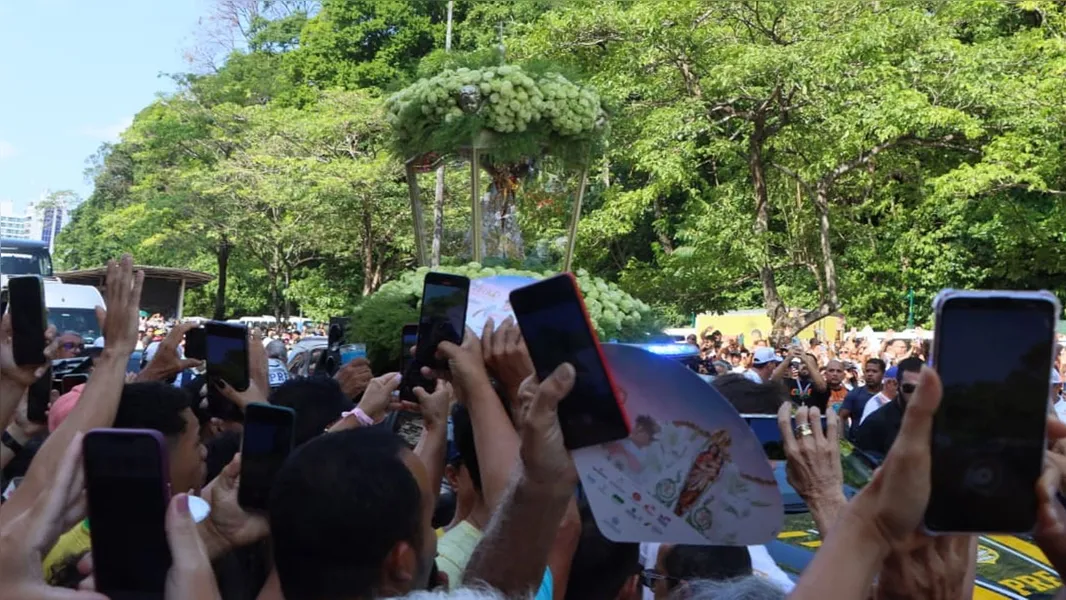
top-left (334, 357), bottom-right (372, 400)
top-left (0, 313), bottom-right (57, 387)
top-left (355, 372), bottom-right (403, 422)
top-left (413, 379), bottom-right (453, 429)
top-left (517, 363), bottom-right (579, 492)
top-left (778, 404), bottom-right (844, 504)
top-left (137, 321), bottom-right (203, 383)
top-left (94, 256), bottom-right (145, 356)
top-left (198, 454), bottom-right (270, 559)
top-left (165, 494), bottom-right (222, 600)
top-left (481, 317), bottom-right (535, 406)
top-left (434, 326), bottom-right (490, 399)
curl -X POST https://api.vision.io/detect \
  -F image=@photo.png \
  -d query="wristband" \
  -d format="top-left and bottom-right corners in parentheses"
top-left (1, 430), bottom-right (24, 455)
top-left (340, 407), bottom-right (375, 427)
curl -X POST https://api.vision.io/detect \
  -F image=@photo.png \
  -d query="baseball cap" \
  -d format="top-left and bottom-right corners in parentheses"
top-left (884, 366), bottom-right (899, 380)
top-left (752, 347), bottom-right (781, 366)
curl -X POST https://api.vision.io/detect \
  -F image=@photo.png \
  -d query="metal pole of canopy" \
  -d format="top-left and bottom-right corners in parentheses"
top-left (563, 165), bottom-right (590, 273)
top-left (470, 147), bottom-right (483, 263)
top-left (405, 160), bottom-right (429, 266)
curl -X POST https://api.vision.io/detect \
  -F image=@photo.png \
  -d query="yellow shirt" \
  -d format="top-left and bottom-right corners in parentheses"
top-left (42, 521), bottom-right (92, 585)
top-left (435, 520), bottom-right (483, 589)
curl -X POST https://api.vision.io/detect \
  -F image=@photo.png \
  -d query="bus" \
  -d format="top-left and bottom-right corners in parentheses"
top-left (1, 238), bottom-right (54, 289)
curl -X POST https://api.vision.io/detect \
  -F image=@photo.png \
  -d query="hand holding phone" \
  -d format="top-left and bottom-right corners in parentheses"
top-left (510, 273), bottom-right (629, 449)
top-left (205, 322), bottom-right (250, 390)
top-left (239, 403), bottom-right (296, 511)
top-left (184, 326), bottom-right (206, 361)
top-left (415, 273), bottom-right (470, 370)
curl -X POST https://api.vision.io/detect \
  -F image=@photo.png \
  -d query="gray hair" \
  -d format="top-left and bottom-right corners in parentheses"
top-left (669, 576), bottom-right (787, 600)
top-left (390, 588), bottom-right (526, 600)
top-left (266, 339), bottom-right (288, 360)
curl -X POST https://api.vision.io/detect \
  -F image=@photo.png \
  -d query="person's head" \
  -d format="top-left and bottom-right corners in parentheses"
top-left (882, 366), bottom-right (899, 400)
top-left (632, 415), bottom-right (661, 448)
top-left (888, 338), bottom-right (909, 358)
top-left (712, 374), bottom-right (787, 414)
top-left (750, 348), bottom-right (780, 376)
top-left (650, 544), bottom-right (752, 599)
top-left (686, 334), bottom-right (698, 347)
top-left (56, 331), bottom-right (84, 359)
top-left (446, 404), bottom-right (483, 503)
top-left (113, 382), bottom-right (205, 494)
top-left (566, 496), bottom-right (641, 600)
top-left (896, 357), bottom-right (924, 406)
top-left (266, 339), bottom-right (288, 361)
top-left (728, 351), bottom-right (741, 367)
top-left (667, 576), bottom-right (786, 600)
top-left (863, 358), bottom-right (886, 389)
top-left (269, 377), bottom-right (354, 447)
top-left (270, 428), bottom-right (436, 600)
top-left (824, 360), bottom-right (845, 388)
top-left (798, 355), bottom-right (816, 379)
top-left (713, 361), bottom-right (731, 376)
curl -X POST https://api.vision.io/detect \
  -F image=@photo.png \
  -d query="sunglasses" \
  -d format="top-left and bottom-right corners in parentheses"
top-left (61, 342), bottom-right (84, 351)
top-left (640, 569), bottom-right (682, 590)
top-left (901, 383), bottom-right (917, 394)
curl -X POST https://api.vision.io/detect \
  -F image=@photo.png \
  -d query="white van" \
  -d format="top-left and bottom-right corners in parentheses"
top-left (45, 281), bottom-right (106, 344)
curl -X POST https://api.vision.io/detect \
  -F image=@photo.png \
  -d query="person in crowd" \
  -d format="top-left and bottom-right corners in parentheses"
top-left (712, 360), bottom-right (731, 376)
top-left (55, 331), bottom-right (85, 359)
top-left (713, 374), bottom-right (785, 414)
top-left (769, 348), bottom-right (828, 411)
top-left (858, 365), bottom-right (897, 427)
top-left (685, 334), bottom-right (698, 347)
top-left (265, 339), bottom-right (291, 389)
top-left (853, 357), bottom-right (923, 456)
top-left (1050, 368), bottom-right (1065, 422)
top-left (646, 544), bottom-right (753, 598)
top-left (669, 577), bottom-right (786, 599)
top-left (822, 359), bottom-right (848, 412)
top-left (564, 497), bottom-right (641, 600)
top-left (838, 358), bottom-right (885, 437)
top-left (743, 347), bottom-right (781, 384)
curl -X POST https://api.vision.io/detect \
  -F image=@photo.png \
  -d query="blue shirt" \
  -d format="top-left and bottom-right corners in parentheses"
top-left (841, 387), bottom-right (876, 436)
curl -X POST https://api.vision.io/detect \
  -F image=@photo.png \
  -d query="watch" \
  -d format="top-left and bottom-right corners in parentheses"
top-left (1, 430), bottom-right (23, 455)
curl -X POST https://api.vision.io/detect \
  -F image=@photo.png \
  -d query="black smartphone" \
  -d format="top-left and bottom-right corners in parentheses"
top-left (26, 365), bottom-right (52, 424)
top-left (184, 327), bottom-right (206, 361)
top-left (206, 321), bottom-right (249, 391)
top-left (926, 291), bottom-right (1059, 533)
top-left (329, 316), bottom-right (351, 341)
top-left (510, 273), bottom-right (630, 449)
top-left (61, 373), bottom-right (89, 394)
top-left (415, 273), bottom-right (470, 369)
top-left (83, 429), bottom-right (171, 599)
top-left (238, 403), bottom-right (296, 511)
top-left (8, 275), bottom-right (47, 365)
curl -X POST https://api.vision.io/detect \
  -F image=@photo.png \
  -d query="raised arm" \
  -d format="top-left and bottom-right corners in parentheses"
top-left (2, 257), bottom-right (143, 528)
top-left (0, 314), bottom-right (55, 431)
top-left (806, 353), bottom-right (827, 391)
top-left (412, 379), bottom-right (454, 506)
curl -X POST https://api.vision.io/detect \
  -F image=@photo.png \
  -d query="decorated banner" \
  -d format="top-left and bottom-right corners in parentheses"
top-left (464, 275), bottom-right (537, 334)
top-left (575, 344), bottom-right (783, 546)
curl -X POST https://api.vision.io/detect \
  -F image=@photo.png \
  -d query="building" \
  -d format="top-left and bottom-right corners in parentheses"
top-left (0, 201), bottom-right (33, 239)
top-left (33, 202), bottom-right (69, 252)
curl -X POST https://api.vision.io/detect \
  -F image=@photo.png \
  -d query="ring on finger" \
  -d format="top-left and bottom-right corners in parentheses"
top-left (795, 423), bottom-right (814, 438)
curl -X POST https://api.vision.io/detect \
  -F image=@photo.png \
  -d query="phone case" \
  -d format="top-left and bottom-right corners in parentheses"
top-left (925, 289), bottom-right (1061, 535)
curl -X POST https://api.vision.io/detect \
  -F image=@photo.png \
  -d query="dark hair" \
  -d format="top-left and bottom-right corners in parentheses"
top-left (712, 374), bottom-right (786, 414)
top-left (662, 545), bottom-right (752, 588)
top-left (270, 428), bottom-right (422, 600)
top-left (113, 382), bottom-right (192, 442)
top-left (897, 356), bottom-right (924, 379)
top-left (450, 404), bottom-right (483, 493)
top-left (864, 358), bottom-right (886, 373)
top-left (269, 377), bottom-right (354, 447)
top-left (565, 494), bottom-right (640, 600)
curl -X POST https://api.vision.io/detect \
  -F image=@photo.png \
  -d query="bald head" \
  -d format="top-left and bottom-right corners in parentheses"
top-left (824, 360), bottom-right (846, 388)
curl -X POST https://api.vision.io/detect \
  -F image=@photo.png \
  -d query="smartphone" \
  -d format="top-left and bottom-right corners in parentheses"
top-left (926, 290), bottom-right (1060, 533)
top-left (184, 327), bottom-right (206, 360)
top-left (206, 321), bottom-right (249, 391)
top-left (415, 273), bottom-right (470, 369)
top-left (510, 273), bottom-right (629, 449)
top-left (61, 373), bottom-right (89, 394)
top-left (26, 365), bottom-right (51, 424)
top-left (83, 429), bottom-right (171, 599)
top-left (238, 403), bottom-right (296, 511)
top-left (8, 275), bottom-right (47, 365)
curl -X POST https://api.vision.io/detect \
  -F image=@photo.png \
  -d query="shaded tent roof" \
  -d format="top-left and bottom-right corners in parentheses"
top-left (55, 266), bottom-right (214, 288)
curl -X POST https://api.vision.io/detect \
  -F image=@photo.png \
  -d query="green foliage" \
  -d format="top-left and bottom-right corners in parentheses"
top-left (387, 64), bottom-right (606, 167)
top-left (352, 263), bottom-right (663, 373)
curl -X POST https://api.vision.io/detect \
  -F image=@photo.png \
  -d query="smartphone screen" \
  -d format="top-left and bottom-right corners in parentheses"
top-left (61, 373), bottom-right (89, 394)
top-left (510, 274), bottom-right (629, 449)
top-left (927, 294), bottom-right (1057, 533)
top-left (84, 429), bottom-right (171, 599)
top-left (206, 321), bottom-right (249, 391)
top-left (8, 275), bottom-right (46, 365)
top-left (416, 273), bottom-right (470, 369)
top-left (238, 403), bottom-right (296, 511)
top-left (184, 327), bottom-right (206, 360)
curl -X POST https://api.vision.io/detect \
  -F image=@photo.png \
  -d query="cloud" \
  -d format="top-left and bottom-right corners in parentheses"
top-left (0, 140), bottom-right (15, 160)
top-left (79, 116), bottom-right (134, 142)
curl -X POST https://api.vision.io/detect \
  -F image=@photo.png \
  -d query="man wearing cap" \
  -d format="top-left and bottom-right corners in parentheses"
top-left (266, 339), bottom-right (291, 389)
top-left (744, 348), bottom-right (781, 384)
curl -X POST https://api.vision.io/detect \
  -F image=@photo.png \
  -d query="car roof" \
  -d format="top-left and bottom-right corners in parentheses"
top-left (44, 282), bottom-right (105, 309)
top-left (0, 238), bottom-right (48, 249)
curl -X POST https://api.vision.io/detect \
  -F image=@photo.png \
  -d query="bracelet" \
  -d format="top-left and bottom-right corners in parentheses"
top-left (340, 407), bottom-right (375, 427)
top-left (1, 430), bottom-right (24, 455)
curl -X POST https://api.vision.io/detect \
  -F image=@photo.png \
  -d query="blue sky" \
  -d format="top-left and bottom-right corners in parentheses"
top-left (0, 0), bottom-right (211, 210)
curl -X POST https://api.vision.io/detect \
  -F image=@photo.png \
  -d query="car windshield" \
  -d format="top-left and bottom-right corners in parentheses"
top-left (1, 249), bottom-right (53, 277)
top-left (49, 308), bottom-right (101, 344)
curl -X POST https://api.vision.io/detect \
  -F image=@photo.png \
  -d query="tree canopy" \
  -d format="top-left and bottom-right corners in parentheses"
top-left (58, 0), bottom-right (1066, 335)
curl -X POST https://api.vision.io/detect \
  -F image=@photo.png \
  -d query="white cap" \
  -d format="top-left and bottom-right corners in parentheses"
top-left (752, 347), bottom-right (782, 366)
top-left (93, 336), bottom-right (106, 348)
top-left (1053, 368), bottom-right (1062, 385)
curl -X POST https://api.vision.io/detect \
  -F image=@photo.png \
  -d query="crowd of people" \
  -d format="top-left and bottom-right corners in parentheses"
top-left (5, 257), bottom-right (1066, 600)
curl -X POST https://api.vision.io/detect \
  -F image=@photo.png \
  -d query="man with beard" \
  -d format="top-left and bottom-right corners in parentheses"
top-left (770, 348), bottom-right (829, 411)
top-left (822, 360), bottom-right (848, 412)
top-left (839, 358), bottom-right (886, 439)
top-left (853, 357), bottom-right (924, 457)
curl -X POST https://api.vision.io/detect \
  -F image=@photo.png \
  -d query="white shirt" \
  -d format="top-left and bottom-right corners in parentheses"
top-left (1054, 398), bottom-right (1066, 424)
top-left (743, 369), bottom-right (763, 383)
top-left (859, 392), bottom-right (892, 425)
